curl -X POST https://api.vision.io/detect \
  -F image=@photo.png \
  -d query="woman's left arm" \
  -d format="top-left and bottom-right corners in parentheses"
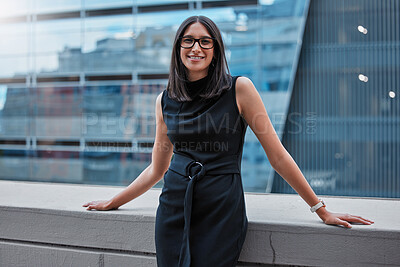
top-left (236, 77), bottom-right (374, 228)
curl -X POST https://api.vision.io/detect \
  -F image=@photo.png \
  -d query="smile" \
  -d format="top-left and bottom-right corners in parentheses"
top-left (188, 56), bottom-right (204, 60)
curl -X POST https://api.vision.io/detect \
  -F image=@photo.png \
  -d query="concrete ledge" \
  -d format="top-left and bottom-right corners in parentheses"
top-left (0, 180), bottom-right (399, 266)
top-left (0, 241), bottom-right (157, 266)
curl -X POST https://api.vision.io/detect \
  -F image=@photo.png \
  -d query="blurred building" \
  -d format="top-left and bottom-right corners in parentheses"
top-left (272, 0), bottom-right (400, 198)
top-left (0, 0), bottom-right (398, 198)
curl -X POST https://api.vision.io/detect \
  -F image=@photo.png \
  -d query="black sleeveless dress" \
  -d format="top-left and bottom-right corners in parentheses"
top-left (155, 75), bottom-right (248, 267)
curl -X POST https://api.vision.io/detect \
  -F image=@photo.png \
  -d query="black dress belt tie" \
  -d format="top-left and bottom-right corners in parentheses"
top-left (168, 152), bottom-right (241, 267)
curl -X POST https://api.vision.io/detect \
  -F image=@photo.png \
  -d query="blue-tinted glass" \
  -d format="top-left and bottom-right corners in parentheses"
top-left (35, 19), bottom-right (81, 73)
top-left (0, 0), bottom-right (310, 195)
top-left (29, 150), bottom-right (82, 183)
top-left (0, 23), bottom-right (29, 56)
top-left (0, 150), bottom-right (30, 181)
top-left (82, 152), bottom-right (155, 187)
top-left (0, 86), bottom-right (29, 182)
top-left (33, 0), bottom-right (80, 13)
top-left (0, 22), bottom-right (29, 77)
top-left (33, 86), bottom-right (82, 138)
top-left (81, 83), bottom-right (164, 187)
top-left (37, 54), bottom-right (66, 74)
top-left (0, 56), bottom-right (29, 78)
top-left (84, 15), bottom-right (133, 72)
top-left (82, 84), bottom-right (163, 140)
top-left (84, 0), bottom-right (133, 9)
top-left (0, 87), bottom-right (30, 138)
top-left (136, 0), bottom-right (191, 4)
top-left (260, 0), bottom-right (307, 17)
top-left (272, 0), bottom-right (400, 198)
top-left (83, 84), bottom-right (132, 139)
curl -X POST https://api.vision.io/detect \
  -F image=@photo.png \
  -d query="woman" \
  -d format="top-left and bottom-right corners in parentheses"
top-left (83, 16), bottom-right (373, 266)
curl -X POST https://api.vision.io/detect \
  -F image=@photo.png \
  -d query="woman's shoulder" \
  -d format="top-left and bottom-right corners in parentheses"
top-left (157, 89), bottom-right (169, 111)
top-left (235, 76), bottom-right (253, 88)
top-left (234, 76), bottom-right (259, 115)
top-left (156, 89), bottom-right (164, 105)
top-left (235, 76), bottom-right (257, 95)
top-left (234, 76), bottom-right (255, 98)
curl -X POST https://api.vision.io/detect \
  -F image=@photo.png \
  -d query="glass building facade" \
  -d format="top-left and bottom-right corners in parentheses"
top-left (0, 0), bottom-right (309, 190)
top-left (272, 0), bottom-right (400, 198)
top-left (1, 0), bottom-right (398, 198)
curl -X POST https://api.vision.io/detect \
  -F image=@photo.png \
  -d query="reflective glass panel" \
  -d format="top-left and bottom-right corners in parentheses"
top-left (0, 0), bottom-right (310, 194)
top-left (83, 15), bottom-right (133, 72)
top-left (33, 0), bottom-right (81, 13)
top-left (0, 86), bottom-right (30, 138)
top-left (272, 0), bottom-right (400, 198)
top-left (0, 56), bottom-right (29, 78)
top-left (0, 23), bottom-right (29, 56)
top-left (0, 0), bottom-right (30, 18)
top-left (35, 18), bottom-right (81, 73)
top-left (136, 0), bottom-right (191, 4)
top-left (84, 0), bottom-right (133, 9)
top-left (33, 86), bottom-right (82, 138)
top-left (0, 150), bottom-right (30, 181)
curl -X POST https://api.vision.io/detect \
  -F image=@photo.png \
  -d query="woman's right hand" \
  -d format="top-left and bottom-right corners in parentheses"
top-left (82, 200), bottom-right (116, 211)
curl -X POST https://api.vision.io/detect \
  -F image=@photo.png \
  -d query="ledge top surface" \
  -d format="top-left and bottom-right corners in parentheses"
top-left (1, 180), bottom-right (398, 235)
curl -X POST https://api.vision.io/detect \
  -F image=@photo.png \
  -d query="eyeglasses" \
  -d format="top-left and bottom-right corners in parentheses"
top-left (179, 37), bottom-right (215, 49)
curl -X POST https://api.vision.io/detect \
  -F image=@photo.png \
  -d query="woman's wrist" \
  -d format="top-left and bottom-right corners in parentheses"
top-left (106, 199), bottom-right (119, 210)
top-left (315, 206), bottom-right (329, 221)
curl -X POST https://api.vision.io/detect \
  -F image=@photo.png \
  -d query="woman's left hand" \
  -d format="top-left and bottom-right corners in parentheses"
top-left (317, 209), bottom-right (374, 228)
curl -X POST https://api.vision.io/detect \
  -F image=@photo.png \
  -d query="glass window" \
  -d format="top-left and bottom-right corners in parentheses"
top-left (82, 83), bottom-right (163, 140)
top-left (84, 15), bottom-right (133, 72)
top-left (0, 0), bottom-right (30, 18)
top-left (0, 0), bottom-right (311, 194)
top-left (35, 19), bottom-right (81, 54)
top-left (33, 86), bottom-right (82, 138)
top-left (82, 152), bottom-right (154, 186)
top-left (0, 23), bottom-right (29, 56)
top-left (0, 150), bottom-right (30, 181)
top-left (0, 56), bottom-right (29, 78)
top-left (84, 0), bottom-right (133, 10)
top-left (34, 18), bottom-right (81, 73)
top-left (0, 87), bottom-right (30, 138)
top-left (83, 84), bottom-right (131, 139)
top-left (33, 0), bottom-right (81, 14)
top-left (0, 22), bottom-right (29, 77)
top-left (136, 0), bottom-right (191, 5)
top-left (29, 151), bottom-right (82, 183)
top-left (35, 54), bottom-right (63, 74)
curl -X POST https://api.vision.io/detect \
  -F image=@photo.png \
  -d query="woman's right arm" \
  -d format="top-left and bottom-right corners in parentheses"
top-left (82, 91), bottom-right (173, 211)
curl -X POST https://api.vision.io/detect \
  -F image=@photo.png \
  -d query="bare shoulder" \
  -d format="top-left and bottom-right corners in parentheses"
top-left (235, 76), bottom-right (260, 115)
top-left (156, 90), bottom-right (164, 104)
top-left (155, 90), bottom-right (165, 121)
top-left (236, 76), bottom-right (253, 87)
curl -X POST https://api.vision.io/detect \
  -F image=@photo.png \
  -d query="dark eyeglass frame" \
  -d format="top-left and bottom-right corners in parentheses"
top-left (179, 37), bottom-right (216, 49)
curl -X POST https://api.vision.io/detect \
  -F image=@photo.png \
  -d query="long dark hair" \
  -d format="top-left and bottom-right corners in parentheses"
top-left (167, 16), bottom-right (231, 102)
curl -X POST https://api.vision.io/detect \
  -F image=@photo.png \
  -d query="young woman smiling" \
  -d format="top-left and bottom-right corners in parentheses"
top-left (83, 16), bottom-right (374, 267)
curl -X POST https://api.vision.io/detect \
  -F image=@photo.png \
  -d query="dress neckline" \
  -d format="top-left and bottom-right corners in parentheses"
top-left (186, 75), bottom-right (209, 99)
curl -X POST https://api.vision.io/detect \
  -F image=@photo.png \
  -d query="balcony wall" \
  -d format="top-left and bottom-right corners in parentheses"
top-left (0, 180), bottom-right (399, 266)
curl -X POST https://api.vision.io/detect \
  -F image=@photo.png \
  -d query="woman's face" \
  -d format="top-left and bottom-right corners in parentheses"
top-left (180, 22), bottom-right (214, 81)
